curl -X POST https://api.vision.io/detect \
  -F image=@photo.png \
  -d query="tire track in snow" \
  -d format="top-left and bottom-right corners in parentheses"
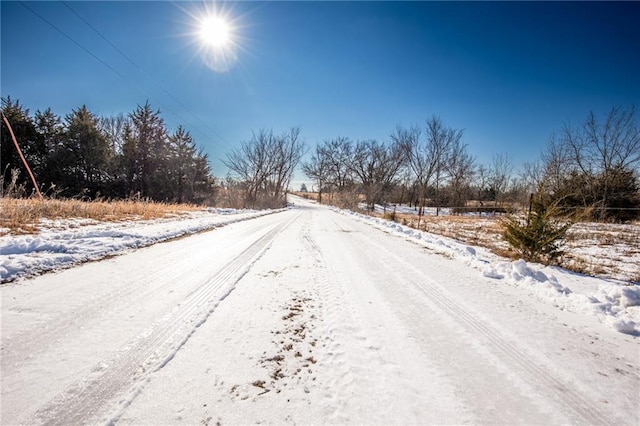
top-left (355, 223), bottom-right (614, 426)
top-left (301, 214), bottom-right (429, 423)
top-left (29, 212), bottom-right (301, 426)
top-left (2, 249), bottom-right (204, 374)
top-left (300, 220), bottom-right (361, 422)
top-left (300, 220), bottom-right (352, 420)
top-left (2, 214), bottom-right (282, 374)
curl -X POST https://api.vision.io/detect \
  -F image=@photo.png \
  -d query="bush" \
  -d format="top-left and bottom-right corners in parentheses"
top-left (383, 210), bottom-right (397, 222)
top-left (501, 195), bottom-right (572, 264)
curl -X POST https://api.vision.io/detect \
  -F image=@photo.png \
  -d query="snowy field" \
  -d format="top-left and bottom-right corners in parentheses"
top-left (1, 196), bottom-right (639, 424)
top-left (362, 202), bottom-right (640, 283)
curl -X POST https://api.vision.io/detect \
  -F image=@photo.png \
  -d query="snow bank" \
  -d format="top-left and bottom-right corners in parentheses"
top-left (339, 208), bottom-right (640, 336)
top-left (0, 208), bottom-right (279, 283)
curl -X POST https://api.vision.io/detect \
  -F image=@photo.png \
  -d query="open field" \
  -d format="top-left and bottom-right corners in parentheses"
top-left (0, 198), bottom-right (201, 235)
top-left (377, 210), bottom-right (640, 284)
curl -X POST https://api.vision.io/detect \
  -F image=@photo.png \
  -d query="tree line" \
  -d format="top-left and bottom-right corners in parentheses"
top-left (3, 96), bottom-right (638, 220)
top-left (303, 108), bottom-right (639, 222)
top-left (1, 97), bottom-right (308, 209)
top-left (1, 97), bottom-right (215, 204)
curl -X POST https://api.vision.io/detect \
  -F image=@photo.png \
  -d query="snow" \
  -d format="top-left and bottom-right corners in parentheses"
top-left (2, 201), bottom-right (638, 334)
top-left (360, 203), bottom-right (640, 283)
top-left (0, 208), bottom-right (279, 283)
top-left (1, 196), bottom-right (639, 425)
top-left (340, 208), bottom-right (640, 336)
top-left (2, 201), bottom-right (638, 335)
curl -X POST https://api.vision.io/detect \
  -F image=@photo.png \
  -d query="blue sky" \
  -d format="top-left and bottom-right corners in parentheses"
top-left (2, 1), bottom-right (638, 181)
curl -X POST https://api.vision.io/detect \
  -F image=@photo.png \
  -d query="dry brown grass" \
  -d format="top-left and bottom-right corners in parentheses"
top-left (370, 210), bottom-right (640, 282)
top-left (0, 198), bottom-right (201, 235)
top-left (397, 213), bottom-right (508, 252)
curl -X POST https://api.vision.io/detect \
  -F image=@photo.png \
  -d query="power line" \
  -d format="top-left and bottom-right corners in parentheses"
top-left (60, 1), bottom-right (227, 146)
top-left (18, 1), bottom-right (131, 86)
top-left (17, 1), bottom-right (225, 146)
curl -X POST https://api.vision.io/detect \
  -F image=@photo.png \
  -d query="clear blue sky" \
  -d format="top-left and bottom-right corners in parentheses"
top-left (2, 1), bottom-right (638, 182)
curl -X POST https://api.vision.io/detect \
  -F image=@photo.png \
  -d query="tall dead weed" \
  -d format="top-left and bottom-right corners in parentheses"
top-left (0, 198), bottom-right (200, 235)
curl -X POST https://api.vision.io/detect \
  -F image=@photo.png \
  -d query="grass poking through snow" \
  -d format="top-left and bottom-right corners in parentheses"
top-left (373, 211), bottom-right (640, 283)
top-left (0, 198), bottom-right (201, 235)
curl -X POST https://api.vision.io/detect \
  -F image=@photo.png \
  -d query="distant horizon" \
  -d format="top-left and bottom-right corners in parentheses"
top-left (2, 1), bottom-right (638, 180)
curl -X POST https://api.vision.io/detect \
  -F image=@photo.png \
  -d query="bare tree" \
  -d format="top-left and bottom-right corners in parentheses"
top-left (446, 139), bottom-right (475, 210)
top-left (224, 127), bottom-right (305, 208)
top-left (393, 116), bottom-right (462, 221)
top-left (475, 164), bottom-right (489, 205)
top-left (541, 132), bottom-right (574, 198)
top-left (223, 129), bottom-right (272, 207)
top-left (519, 161), bottom-right (542, 197)
top-left (100, 113), bottom-right (131, 155)
top-left (302, 144), bottom-right (330, 203)
top-left (488, 152), bottom-right (513, 207)
top-left (392, 125), bottom-right (431, 218)
top-left (324, 137), bottom-right (355, 192)
top-left (428, 118), bottom-right (463, 215)
top-left (350, 139), bottom-right (404, 211)
top-left (270, 127), bottom-right (306, 203)
top-left (559, 106), bottom-right (639, 219)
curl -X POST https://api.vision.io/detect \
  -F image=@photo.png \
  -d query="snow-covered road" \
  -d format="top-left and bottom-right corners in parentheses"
top-left (1, 198), bottom-right (638, 425)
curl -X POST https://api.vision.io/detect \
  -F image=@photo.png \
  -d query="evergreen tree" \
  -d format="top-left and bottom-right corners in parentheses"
top-left (168, 126), bottom-right (216, 204)
top-left (121, 122), bottom-right (138, 197)
top-left (1, 97), bottom-right (41, 196)
top-left (501, 193), bottom-right (572, 264)
top-left (2, 97), bottom-right (217, 203)
top-left (99, 113), bottom-right (132, 197)
top-left (128, 102), bottom-right (167, 199)
top-left (34, 108), bottom-right (64, 193)
top-left (190, 149), bottom-right (216, 204)
top-left (62, 105), bottom-right (110, 197)
top-left (168, 125), bottom-right (197, 202)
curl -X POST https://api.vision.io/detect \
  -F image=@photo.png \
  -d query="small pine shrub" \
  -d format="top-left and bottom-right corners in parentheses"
top-left (501, 195), bottom-right (572, 264)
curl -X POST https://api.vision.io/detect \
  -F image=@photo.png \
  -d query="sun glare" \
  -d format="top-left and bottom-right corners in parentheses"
top-left (182, 3), bottom-right (242, 73)
top-left (199, 15), bottom-right (231, 48)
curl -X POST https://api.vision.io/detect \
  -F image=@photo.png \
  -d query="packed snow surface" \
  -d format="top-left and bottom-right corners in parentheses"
top-left (1, 197), bottom-right (638, 425)
top-left (342, 208), bottom-right (640, 336)
top-left (0, 208), bottom-right (278, 283)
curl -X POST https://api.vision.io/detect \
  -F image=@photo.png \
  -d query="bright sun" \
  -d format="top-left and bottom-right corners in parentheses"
top-left (190, 7), bottom-right (240, 73)
top-left (199, 15), bottom-right (231, 48)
